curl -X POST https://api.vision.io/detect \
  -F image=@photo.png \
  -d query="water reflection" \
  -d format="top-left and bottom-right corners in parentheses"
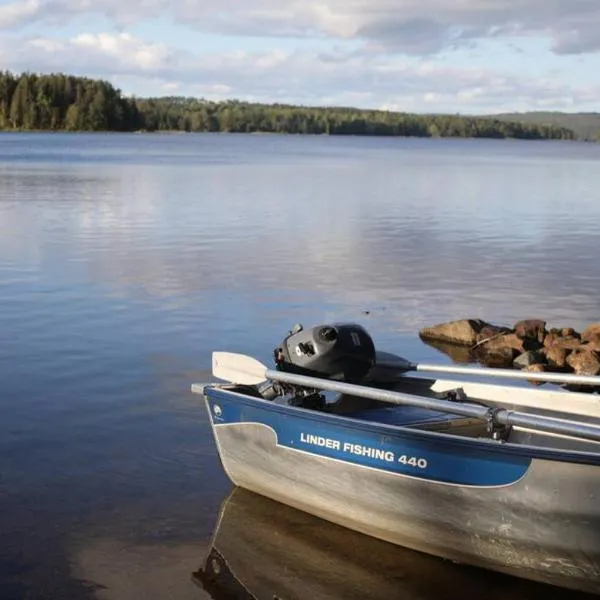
top-left (2, 136), bottom-right (600, 341)
top-left (193, 488), bottom-right (590, 600)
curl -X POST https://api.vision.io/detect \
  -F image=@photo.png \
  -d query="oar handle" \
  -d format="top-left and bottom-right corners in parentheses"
top-left (415, 363), bottom-right (600, 386)
top-left (498, 410), bottom-right (600, 442)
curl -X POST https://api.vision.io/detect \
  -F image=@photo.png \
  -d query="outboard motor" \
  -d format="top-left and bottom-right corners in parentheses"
top-left (262, 323), bottom-right (376, 409)
top-left (274, 323), bottom-right (376, 383)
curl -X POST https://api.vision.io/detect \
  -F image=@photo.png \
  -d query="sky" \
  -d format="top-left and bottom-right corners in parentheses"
top-left (0, 0), bottom-right (599, 114)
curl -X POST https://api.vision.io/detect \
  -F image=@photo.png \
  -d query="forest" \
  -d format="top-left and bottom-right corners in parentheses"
top-left (0, 70), bottom-right (584, 141)
top-left (492, 111), bottom-right (600, 142)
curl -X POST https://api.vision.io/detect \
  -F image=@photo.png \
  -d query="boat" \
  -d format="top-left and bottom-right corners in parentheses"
top-left (192, 487), bottom-right (589, 599)
top-left (191, 322), bottom-right (600, 595)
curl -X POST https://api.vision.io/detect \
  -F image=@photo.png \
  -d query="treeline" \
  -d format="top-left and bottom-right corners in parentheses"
top-left (492, 111), bottom-right (600, 142)
top-left (0, 71), bottom-right (140, 131)
top-left (0, 71), bottom-right (578, 141)
top-left (135, 96), bottom-right (576, 140)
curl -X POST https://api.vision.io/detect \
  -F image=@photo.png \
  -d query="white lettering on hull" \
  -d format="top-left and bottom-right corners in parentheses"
top-left (299, 432), bottom-right (428, 469)
top-left (300, 432), bottom-right (341, 450)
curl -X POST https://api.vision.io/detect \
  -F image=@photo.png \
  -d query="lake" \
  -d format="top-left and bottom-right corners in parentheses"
top-left (1, 132), bottom-right (599, 599)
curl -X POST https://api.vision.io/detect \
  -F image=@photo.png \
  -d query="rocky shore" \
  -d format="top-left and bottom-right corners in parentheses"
top-left (419, 319), bottom-right (600, 388)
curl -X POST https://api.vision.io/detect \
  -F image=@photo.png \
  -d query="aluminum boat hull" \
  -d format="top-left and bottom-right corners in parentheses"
top-left (199, 384), bottom-right (600, 595)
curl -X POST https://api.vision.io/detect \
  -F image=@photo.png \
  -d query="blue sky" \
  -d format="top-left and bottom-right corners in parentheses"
top-left (0, 0), bottom-right (598, 114)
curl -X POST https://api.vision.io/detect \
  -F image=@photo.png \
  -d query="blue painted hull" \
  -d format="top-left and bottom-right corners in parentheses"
top-left (200, 385), bottom-right (600, 594)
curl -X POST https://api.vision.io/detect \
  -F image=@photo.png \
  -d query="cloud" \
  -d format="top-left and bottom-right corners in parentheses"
top-left (0, 31), bottom-right (597, 113)
top-left (1, 0), bottom-right (600, 55)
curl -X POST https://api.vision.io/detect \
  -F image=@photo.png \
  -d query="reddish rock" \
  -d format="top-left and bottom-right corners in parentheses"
top-left (583, 341), bottom-right (600, 352)
top-left (480, 333), bottom-right (542, 354)
top-left (476, 325), bottom-right (512, 343)
top-left (524, 363), bottom-right (548, 386)
top-left (543, 345), bottom-right (570, 370)
top-left (552, 337), bottom-right (582, 350)
top-left (479, 333), bottom-right (526, 352)
top-left (419, 319), bottom-right (491, 346)
top-left (514, 319), bottom-right (547, 343)
top-left (561, 327), bottom-right (580, 339)
top-left (543, 330), bottom-right (561, 348)
top-left (566, 348), bottom-right (600, 376)
top-left (582, 323), bottom-right (600, 343)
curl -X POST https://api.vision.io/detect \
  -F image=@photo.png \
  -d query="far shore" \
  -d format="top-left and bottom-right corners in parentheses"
top-left (0, 129), bottom-right (594, 143)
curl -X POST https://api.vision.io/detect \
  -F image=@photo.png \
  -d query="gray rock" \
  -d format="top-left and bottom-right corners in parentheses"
top-left (513, 351), bottom-right (546, 369)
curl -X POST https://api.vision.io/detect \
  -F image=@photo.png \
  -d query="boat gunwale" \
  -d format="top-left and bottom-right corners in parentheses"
top-left (202, 384), bottom-right (600, 467)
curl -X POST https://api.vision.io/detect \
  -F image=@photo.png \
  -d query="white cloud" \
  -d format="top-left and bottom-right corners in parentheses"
top-left (1, 0), bottom-right (600, 55)
top-left (0, 31), bottom-right (597, 113)
top-left (0, 0), bottom-right (45, 28)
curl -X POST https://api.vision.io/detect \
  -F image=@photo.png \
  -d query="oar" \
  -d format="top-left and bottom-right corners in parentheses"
top-left (211, 352), bottom-right (600, 443)
top-left (373, 350), bottom-right (600, 387)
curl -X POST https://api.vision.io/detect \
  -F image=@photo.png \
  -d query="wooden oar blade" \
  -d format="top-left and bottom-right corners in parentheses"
top-left (212, 352), bottom-right (268, 385)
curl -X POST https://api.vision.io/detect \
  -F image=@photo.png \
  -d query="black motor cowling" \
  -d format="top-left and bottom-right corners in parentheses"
top-left (273, 323), bottom-right (376, 384)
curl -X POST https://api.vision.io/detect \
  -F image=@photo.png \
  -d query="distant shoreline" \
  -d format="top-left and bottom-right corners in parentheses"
top-left (0, 129), bottom-right (591, 143)
top-left (1, 71), bottom-right (587, 142)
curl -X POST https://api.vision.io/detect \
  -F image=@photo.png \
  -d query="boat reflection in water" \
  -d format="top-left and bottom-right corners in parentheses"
top-left (192, 487), bottom-right (591, 600)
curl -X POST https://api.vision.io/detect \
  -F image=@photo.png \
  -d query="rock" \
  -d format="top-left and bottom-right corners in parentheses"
top-left (566, 348), bottom-right (600, 376)
top-left (513, 351), bottom-right (546, 369)
top-left (419, 319), bottom-right (490, 346)
top-left (543, 330), bottom-right (561, 348)
top-left (477, 347), bottom-right (518, 369)
top-left (478, 333), bottom-right (539, 353)
top-left (514, 319), bottom-right (546, 343)
top-left (475, 325), bottom-right (512, 343)
top-left (524, 363), bottom-right (548, 386)
top-left (561, 327), bottom-right (580, 338)
top-left (543, 345), bottom-right (570, 370)
top-left (582, 323), bottom-right (600, 343)
top-left (545, 336), bottom-right (582, 351)
top-left (583, 341), bottom-right (600, 352)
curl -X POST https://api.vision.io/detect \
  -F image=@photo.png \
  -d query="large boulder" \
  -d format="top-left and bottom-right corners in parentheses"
top-left (514, 319), bottom-right (547, 344)
top-left (419, 319), bottom-right (490, 346)
top-left (566, 348), bottom-right (600, 376)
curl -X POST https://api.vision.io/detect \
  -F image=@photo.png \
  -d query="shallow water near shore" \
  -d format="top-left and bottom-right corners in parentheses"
top-left (1, 132), bottom-right (600, 599)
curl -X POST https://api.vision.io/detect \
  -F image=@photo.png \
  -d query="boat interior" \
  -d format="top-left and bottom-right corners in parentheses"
top-left (212, 373), bottom-right (600, 454)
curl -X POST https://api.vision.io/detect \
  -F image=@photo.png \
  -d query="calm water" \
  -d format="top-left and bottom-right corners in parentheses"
top-left (1, 132), bottom-right (599, 599)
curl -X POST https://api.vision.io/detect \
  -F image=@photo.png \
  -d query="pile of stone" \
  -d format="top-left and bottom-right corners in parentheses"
top-left (419, 319), bottom-right (600, 382)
